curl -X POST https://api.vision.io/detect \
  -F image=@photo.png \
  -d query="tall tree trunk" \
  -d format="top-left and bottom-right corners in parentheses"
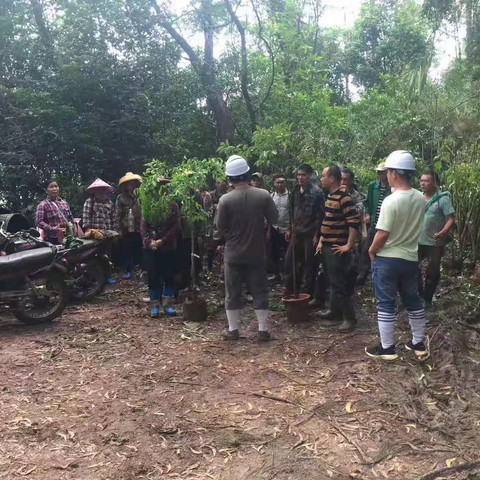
top-left (225, 0), bottom-right (256, 133)
top-left (29, 0), bottom-right (55, 60)
top-left (465, 0), bottom-right (473, 59)
top-left (150, 0), bottom-right (234, 143)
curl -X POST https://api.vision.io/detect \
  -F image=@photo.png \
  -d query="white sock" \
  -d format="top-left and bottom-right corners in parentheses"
top-left (226, 310), bottom-right (240, 331)
top-left (378, 310), bottom-right (396, 349)
top-left (255, 310), bottom-right (268, 332)
top-left (408, 309), bottom-right (426, 345)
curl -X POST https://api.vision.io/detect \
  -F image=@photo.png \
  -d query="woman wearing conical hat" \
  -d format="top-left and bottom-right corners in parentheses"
top-left (116, 172), bottom-right (143, 279)
top-left (82, 178), bottom-right (116, 232)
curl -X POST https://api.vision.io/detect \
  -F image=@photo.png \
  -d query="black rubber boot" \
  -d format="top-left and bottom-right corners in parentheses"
top-left (319, 298), bottom-right (342, 325)
top-left (338, 298), bottom-right (357, 333)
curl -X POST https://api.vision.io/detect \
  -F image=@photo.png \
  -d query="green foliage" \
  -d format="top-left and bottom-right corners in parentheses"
top-left (137, 160), bottom-right (170, 224)
top-left (445, 142), bottom-right (480, 261)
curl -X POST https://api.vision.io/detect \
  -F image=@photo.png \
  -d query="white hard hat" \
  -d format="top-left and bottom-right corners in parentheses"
top-left (385, 150), bottom-right (416, 171)
top-left (226, 155), bottom-right (250, 177)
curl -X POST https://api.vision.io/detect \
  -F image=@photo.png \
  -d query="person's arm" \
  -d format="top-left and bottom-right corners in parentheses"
top-left (82, 198), bottom-right (93, 231)
top-left (140, 218), bottom-right (152, 249)
top-left (364, 182), bottom-right (373, 224)
top-left (332, 193), bottom-right (360, 255)
top-left (369, 230), bottom-right (390, 261)
top-left (313, 191), bottom-right (325, 245)
top-left (265, 194), bottom-right (279, 226)
top-left (369, 197), bottom-right (395, 259)
top-left (35, 202), bottom-right (56, 235)
top-left (435, 214), bottom-right (455, 242)
top-left (434, 196), bottom-right (456, 243)
top-left (213, 197), bottom-right (226, 242)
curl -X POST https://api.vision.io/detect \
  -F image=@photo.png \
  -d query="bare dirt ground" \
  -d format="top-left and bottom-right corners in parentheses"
top-left (1, 274), bottom-right (480, 480)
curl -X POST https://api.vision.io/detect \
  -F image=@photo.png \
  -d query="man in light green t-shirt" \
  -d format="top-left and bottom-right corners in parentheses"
top-left (418, 171), bottom-right (455, 307)
top-left (366, 151), bottom-right (427, 361)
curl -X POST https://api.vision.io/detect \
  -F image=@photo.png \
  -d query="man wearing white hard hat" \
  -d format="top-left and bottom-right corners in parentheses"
top-left (366, 151), bottom-right (427, 360)
top-left (214, 155), bottom-right (278, 342)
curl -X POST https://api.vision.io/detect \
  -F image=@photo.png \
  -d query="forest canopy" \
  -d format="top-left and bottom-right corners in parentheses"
top-left (0, 0), bottom-right (479, 215)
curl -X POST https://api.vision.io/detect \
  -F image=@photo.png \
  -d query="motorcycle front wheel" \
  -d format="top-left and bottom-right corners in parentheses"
top-left (11, 273), bottom-right (69, 324)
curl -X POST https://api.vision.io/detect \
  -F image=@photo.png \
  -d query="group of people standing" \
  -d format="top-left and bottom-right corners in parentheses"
top-left (34, 150), bottom-right (455, 360)
top-left (217, 152), bottom-right (455, 359)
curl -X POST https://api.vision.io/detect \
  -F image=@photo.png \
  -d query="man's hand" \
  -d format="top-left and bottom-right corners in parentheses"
top-left (369, 247), bottom-right (376, 263)
top-left (332, 244), bottom-right (351, 255)
top-left (316, 239), bottom-right (323, 253)
top-left (364, 213), bottom-right (371, 225)
top-left (285, 231), bottom-right (291, 242)
top-left (434, 230), bottom-right (448, 242)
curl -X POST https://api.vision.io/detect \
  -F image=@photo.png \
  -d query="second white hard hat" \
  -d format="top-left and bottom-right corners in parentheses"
top-left (385, 150), bottom-right (416, 171)
top-left (226, 155), bottom-right (250, 176)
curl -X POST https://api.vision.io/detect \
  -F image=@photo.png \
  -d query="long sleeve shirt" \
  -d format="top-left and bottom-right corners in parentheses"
top-left (82, 198), bottom-right (117, 231)
top-left (321, 186), bottom-right (360, 245)
top-left (140, 202), bottom-right (180, 250)
top-left (288, 183), bottom-right (324, 238)
top-left (115, 193), bottom-right (142, 235)
top-left (35, 198), bottom-right (74, 239)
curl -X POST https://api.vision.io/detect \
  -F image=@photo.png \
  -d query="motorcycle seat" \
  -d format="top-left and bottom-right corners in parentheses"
top-left (0, 247), bottom-right (54, 277)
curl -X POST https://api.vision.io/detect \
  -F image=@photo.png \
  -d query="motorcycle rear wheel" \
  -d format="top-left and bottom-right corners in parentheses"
top-left (11, 273), bottom-right (69, 324)
top-left (82, 259), bottom-right (108, 301)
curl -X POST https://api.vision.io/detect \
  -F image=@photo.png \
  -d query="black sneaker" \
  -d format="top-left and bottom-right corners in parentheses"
top-left (222, 329), bottom-right (240, 340)
top-left (405, 341), bottom-right (427, 357)
top-left (258, 331), bottom-right (271, 343)
top-left (365, 344), bottom-right (398, 360)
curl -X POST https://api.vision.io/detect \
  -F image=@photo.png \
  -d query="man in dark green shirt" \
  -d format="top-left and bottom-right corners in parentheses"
top-left (357, 162), bottom-right (392, 285)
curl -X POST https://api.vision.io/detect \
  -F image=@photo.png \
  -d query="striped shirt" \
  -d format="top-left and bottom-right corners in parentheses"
top-left (321, 186), bottom-right (360, 245)
top-left (374, 187), bottom-right (388, 226)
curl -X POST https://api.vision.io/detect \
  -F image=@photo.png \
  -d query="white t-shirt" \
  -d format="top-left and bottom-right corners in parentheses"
top-left (376, 188), bottom-right (425, 262)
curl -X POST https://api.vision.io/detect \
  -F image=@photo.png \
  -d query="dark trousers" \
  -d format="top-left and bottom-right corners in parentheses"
top-left (144, 248), bottom-right (176, 302)
top-left (270, 228), bottom-right (288, 276)
top-left (284, 233), bottom-right (317, 295)
top-left (358, 226), bottom-right (376, 281)
top-left (121, 232), bottom-right (143, 273)
top-left (323, 244), bottom-right (357, 300)
top-left (418, 245), bottom-right (444, 303)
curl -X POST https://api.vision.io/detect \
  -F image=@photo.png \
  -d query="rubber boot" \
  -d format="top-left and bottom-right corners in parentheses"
top-left (338, 297), bottom-right (357, 333)
top-left (319, 298), bottom-right (342, 325)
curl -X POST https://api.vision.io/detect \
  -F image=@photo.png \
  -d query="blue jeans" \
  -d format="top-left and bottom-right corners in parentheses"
top-left (372, 256), bottom-right (423, 314)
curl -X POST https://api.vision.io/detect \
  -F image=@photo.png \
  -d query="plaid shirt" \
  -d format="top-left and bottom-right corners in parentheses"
top-left (35, 198), bottom-right (73, 238)
top-left (288, 183), bottom-right (325, 237)
top-left (140, 202), bottom-right (180, 250)
top-left (82, 197), bottom-right (117, 231)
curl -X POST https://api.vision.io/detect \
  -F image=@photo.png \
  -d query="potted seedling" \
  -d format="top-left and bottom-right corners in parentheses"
top-left (170, 158), bottom-right (224, 322)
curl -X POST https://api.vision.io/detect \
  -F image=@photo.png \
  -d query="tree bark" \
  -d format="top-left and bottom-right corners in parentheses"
top-left (225, 0), bottom-right (256, 133)
top-left (150, 0), bottom-right (234, 143)
top-left (29, 0), bottom-right (54, 54)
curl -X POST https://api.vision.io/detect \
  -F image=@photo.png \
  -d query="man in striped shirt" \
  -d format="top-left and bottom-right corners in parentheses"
top-left (317, 165), bottom-right (361, 333)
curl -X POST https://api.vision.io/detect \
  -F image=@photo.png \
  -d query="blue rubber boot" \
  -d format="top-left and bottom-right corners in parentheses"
top-left (124, 272), bottom-right (132, 280)
top-left (150, 305), bottom-right (160, 318)
top-left (108, 278), bottom-right (116, 285)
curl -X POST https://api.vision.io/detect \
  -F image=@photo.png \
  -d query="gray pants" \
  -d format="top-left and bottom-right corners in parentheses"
top-left (225, 263), bottom-right (269, 310)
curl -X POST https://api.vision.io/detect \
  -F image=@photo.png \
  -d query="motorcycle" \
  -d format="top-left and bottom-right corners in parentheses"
top-left (56, 238), bottom-right (112, 301)
top-left (0, 215), bottom-right (114, 301)
top-left (0, 221), bottom-right (69, 324)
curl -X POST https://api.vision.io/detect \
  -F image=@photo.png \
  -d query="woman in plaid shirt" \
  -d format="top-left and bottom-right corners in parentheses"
top-left (35, 180), bottom-right (74, 244)
top-left (82, 179), bottom-right (117, 232)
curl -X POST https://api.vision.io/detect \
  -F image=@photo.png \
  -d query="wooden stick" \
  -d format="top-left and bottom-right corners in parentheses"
top-left (419, 459), bottom-right (480, 480)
